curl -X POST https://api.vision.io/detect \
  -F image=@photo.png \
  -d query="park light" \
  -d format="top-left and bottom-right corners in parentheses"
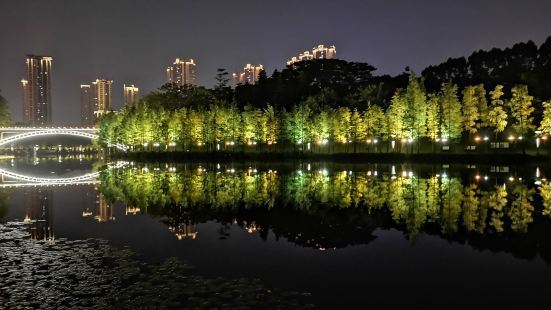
top-left (366, 139), bottom-right (372, 144)
top-left (441, 137), bottom-right (448, 143)
top-left (475, 175), bottom-right (481, 180)
top-left (153, 142), bottom-right (160, 147)
top-left (509, 176), bottom-right (515, 181)
top-left (508, 135), bottom-right (515, 141)
top-left (474, 136), bottom-right (481, 142)
top-left (407, 138), bottom-right (413, 143)
top-left (483, 136), bottom-right (489, 141)
top-left (168, 142), bottom-right (176, 147)
top-left (143, 142), bottom-right (148, 147)
top-left (373, 138), bottom-right (378, 144)
top-left (391, 140), bottom-right (396, 149)
top-left (401, 138), bottom-right (407, 143)
top-left (518, 136), bottom-right (523, 140)
top-left (307, 142), bottom-right (311, 150)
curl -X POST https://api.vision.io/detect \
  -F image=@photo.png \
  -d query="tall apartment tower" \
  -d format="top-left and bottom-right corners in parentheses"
top-left (92, 79), bottom-right (113, 117)
top-left (80, 79), bottom-right (113, 126)
top-left (232, 64), bottom-right (264, 87)
top-left (123, 84), bottom-right (140, 107)
top-left (80, 85), bottom-right (95, 126)
top-left (166, 58), bottom-right (196, 86)
top-left (21, 55), bottom-right (53, 126)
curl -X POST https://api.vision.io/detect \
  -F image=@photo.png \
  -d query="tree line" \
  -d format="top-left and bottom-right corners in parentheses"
top-left (98, 75), bottom-right (551, 153)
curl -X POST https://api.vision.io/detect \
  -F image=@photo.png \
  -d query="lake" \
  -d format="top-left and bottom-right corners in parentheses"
top-left (2, 157), bottom-right (551, 308)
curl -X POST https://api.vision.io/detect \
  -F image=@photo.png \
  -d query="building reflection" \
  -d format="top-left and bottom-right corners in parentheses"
top-left (81, 186), bottom-right (114, 222)
top-left (168, 222), bottom-right (198, 240)
top-left (23, 187), bottom-right (54, 241)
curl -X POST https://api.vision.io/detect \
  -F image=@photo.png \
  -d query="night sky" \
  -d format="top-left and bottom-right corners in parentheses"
top-left (1, 0), bottom-right (550, 125)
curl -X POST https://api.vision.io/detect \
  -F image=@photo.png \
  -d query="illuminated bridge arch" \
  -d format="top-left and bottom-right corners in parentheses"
top-left (0, 127), bottom-right (127, 151)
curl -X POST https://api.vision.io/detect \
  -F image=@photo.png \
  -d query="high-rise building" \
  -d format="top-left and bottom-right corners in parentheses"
top-left (92, 79), bottom-right (113, 117)
top-left (80, 85), bottom-right (94, 126)
top-left (21, 55), bottom-right (53, 126)
top-left (166, 58), bottom-right (196, 86)
top-left (287, 45), bottom-right (336, 66)
top-left (123, 84), bottom-right (140, 107)
top-left (232, 64), bottom-right (264, 87)
top-left (312, 44), bottom-right (336, 59)
top-left (80, 79), bottom-right (113, 125)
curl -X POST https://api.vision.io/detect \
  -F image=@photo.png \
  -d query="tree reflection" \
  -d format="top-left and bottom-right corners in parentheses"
top-left (98, 164), bottom-right (551, 254)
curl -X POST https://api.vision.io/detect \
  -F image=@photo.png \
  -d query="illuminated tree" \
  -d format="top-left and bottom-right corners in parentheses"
top-left (284, 102), bottom-right (312, 150)
top-left (538, 101), bottom-right (551, 134)
top-left (539, 181), bottom-right (551, 218)
top-left (508, 84), bottom-right (535, 136)
top-left (188, 110), bottom-right (204, 148)
top-left (439, 83), bottom-right (463, 141)
top-left (332, 107), bottom-right (351, 144)
top-left (242, 105), bottom-right (261, 145)
top-left (311, 109), bottom-right (331, 147)
top-left (264, 105), bottom-right (279, 146)
top-left (487, 85), bottom-right (508, 139)
top-left (474, 84), bottom-right (489, 127)
top-left (404, 75), bottom-right (427, 140)
top-left (426, 94), bottom-right (440, 142)
top-left (350, 108), bottom-right (365, 152)
top-left (461, 86), bottom-right (480, 135)
top-left (386, 90), bottom-right (408, 143)
top-left (167, 109), bottom-right (185, 147)
top-left (363, 103), bottom-right (385, 140)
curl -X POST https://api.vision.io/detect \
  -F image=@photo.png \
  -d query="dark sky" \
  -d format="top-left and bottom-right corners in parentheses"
top-left (1, 0), bottom-right (550, 125)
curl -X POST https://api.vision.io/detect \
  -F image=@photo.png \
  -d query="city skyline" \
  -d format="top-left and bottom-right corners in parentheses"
top-left (1, 0), bottom-right (551, 125)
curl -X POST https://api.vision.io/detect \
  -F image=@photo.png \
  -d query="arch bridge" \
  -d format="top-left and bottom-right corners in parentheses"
top-left (0, 127), bottom-right (127, 151)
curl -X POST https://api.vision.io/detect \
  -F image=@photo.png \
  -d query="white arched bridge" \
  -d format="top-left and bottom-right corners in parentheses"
top-left (0, 161), bottom-right (128, 188)
top-left (0, 127), bottom-right (127, 151)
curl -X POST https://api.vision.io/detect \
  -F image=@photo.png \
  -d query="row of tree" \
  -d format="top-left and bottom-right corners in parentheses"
top-left (98, 77), bottom-right (551, 152)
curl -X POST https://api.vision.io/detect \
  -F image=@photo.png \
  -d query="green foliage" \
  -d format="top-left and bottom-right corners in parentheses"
top-left (426, 94), bottom-right (440, 141)
top-left (386, 90), bottom-right (407, 139)
top-left (539, 101), bottom-right (551, 134)
top-left (404, 75), bottom-right (427, 138)
top-left (439, 83), bottom-right (463, 140)
top-left (508, 85), bottom-right (535, 135)
top-left (461, 86), bottom-right (480, 134)
top-left (487, 85), bottom-right (508, 136)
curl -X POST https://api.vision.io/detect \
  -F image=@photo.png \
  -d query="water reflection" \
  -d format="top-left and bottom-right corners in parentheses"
top-left (4, 161), bottom-right (551, 263)
top-left (88, 162), bottom-right (551, 262)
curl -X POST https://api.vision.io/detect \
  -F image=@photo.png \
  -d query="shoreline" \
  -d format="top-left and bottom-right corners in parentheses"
top-left (107, 150), bottom-right (551, 164)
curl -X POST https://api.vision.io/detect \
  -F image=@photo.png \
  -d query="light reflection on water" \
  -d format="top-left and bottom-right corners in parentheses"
top-left (2, 158), bottom-right (551, 307)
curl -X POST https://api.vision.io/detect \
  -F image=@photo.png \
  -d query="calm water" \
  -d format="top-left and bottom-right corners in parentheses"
top-left (2, 157), bottom-right (551, 307)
